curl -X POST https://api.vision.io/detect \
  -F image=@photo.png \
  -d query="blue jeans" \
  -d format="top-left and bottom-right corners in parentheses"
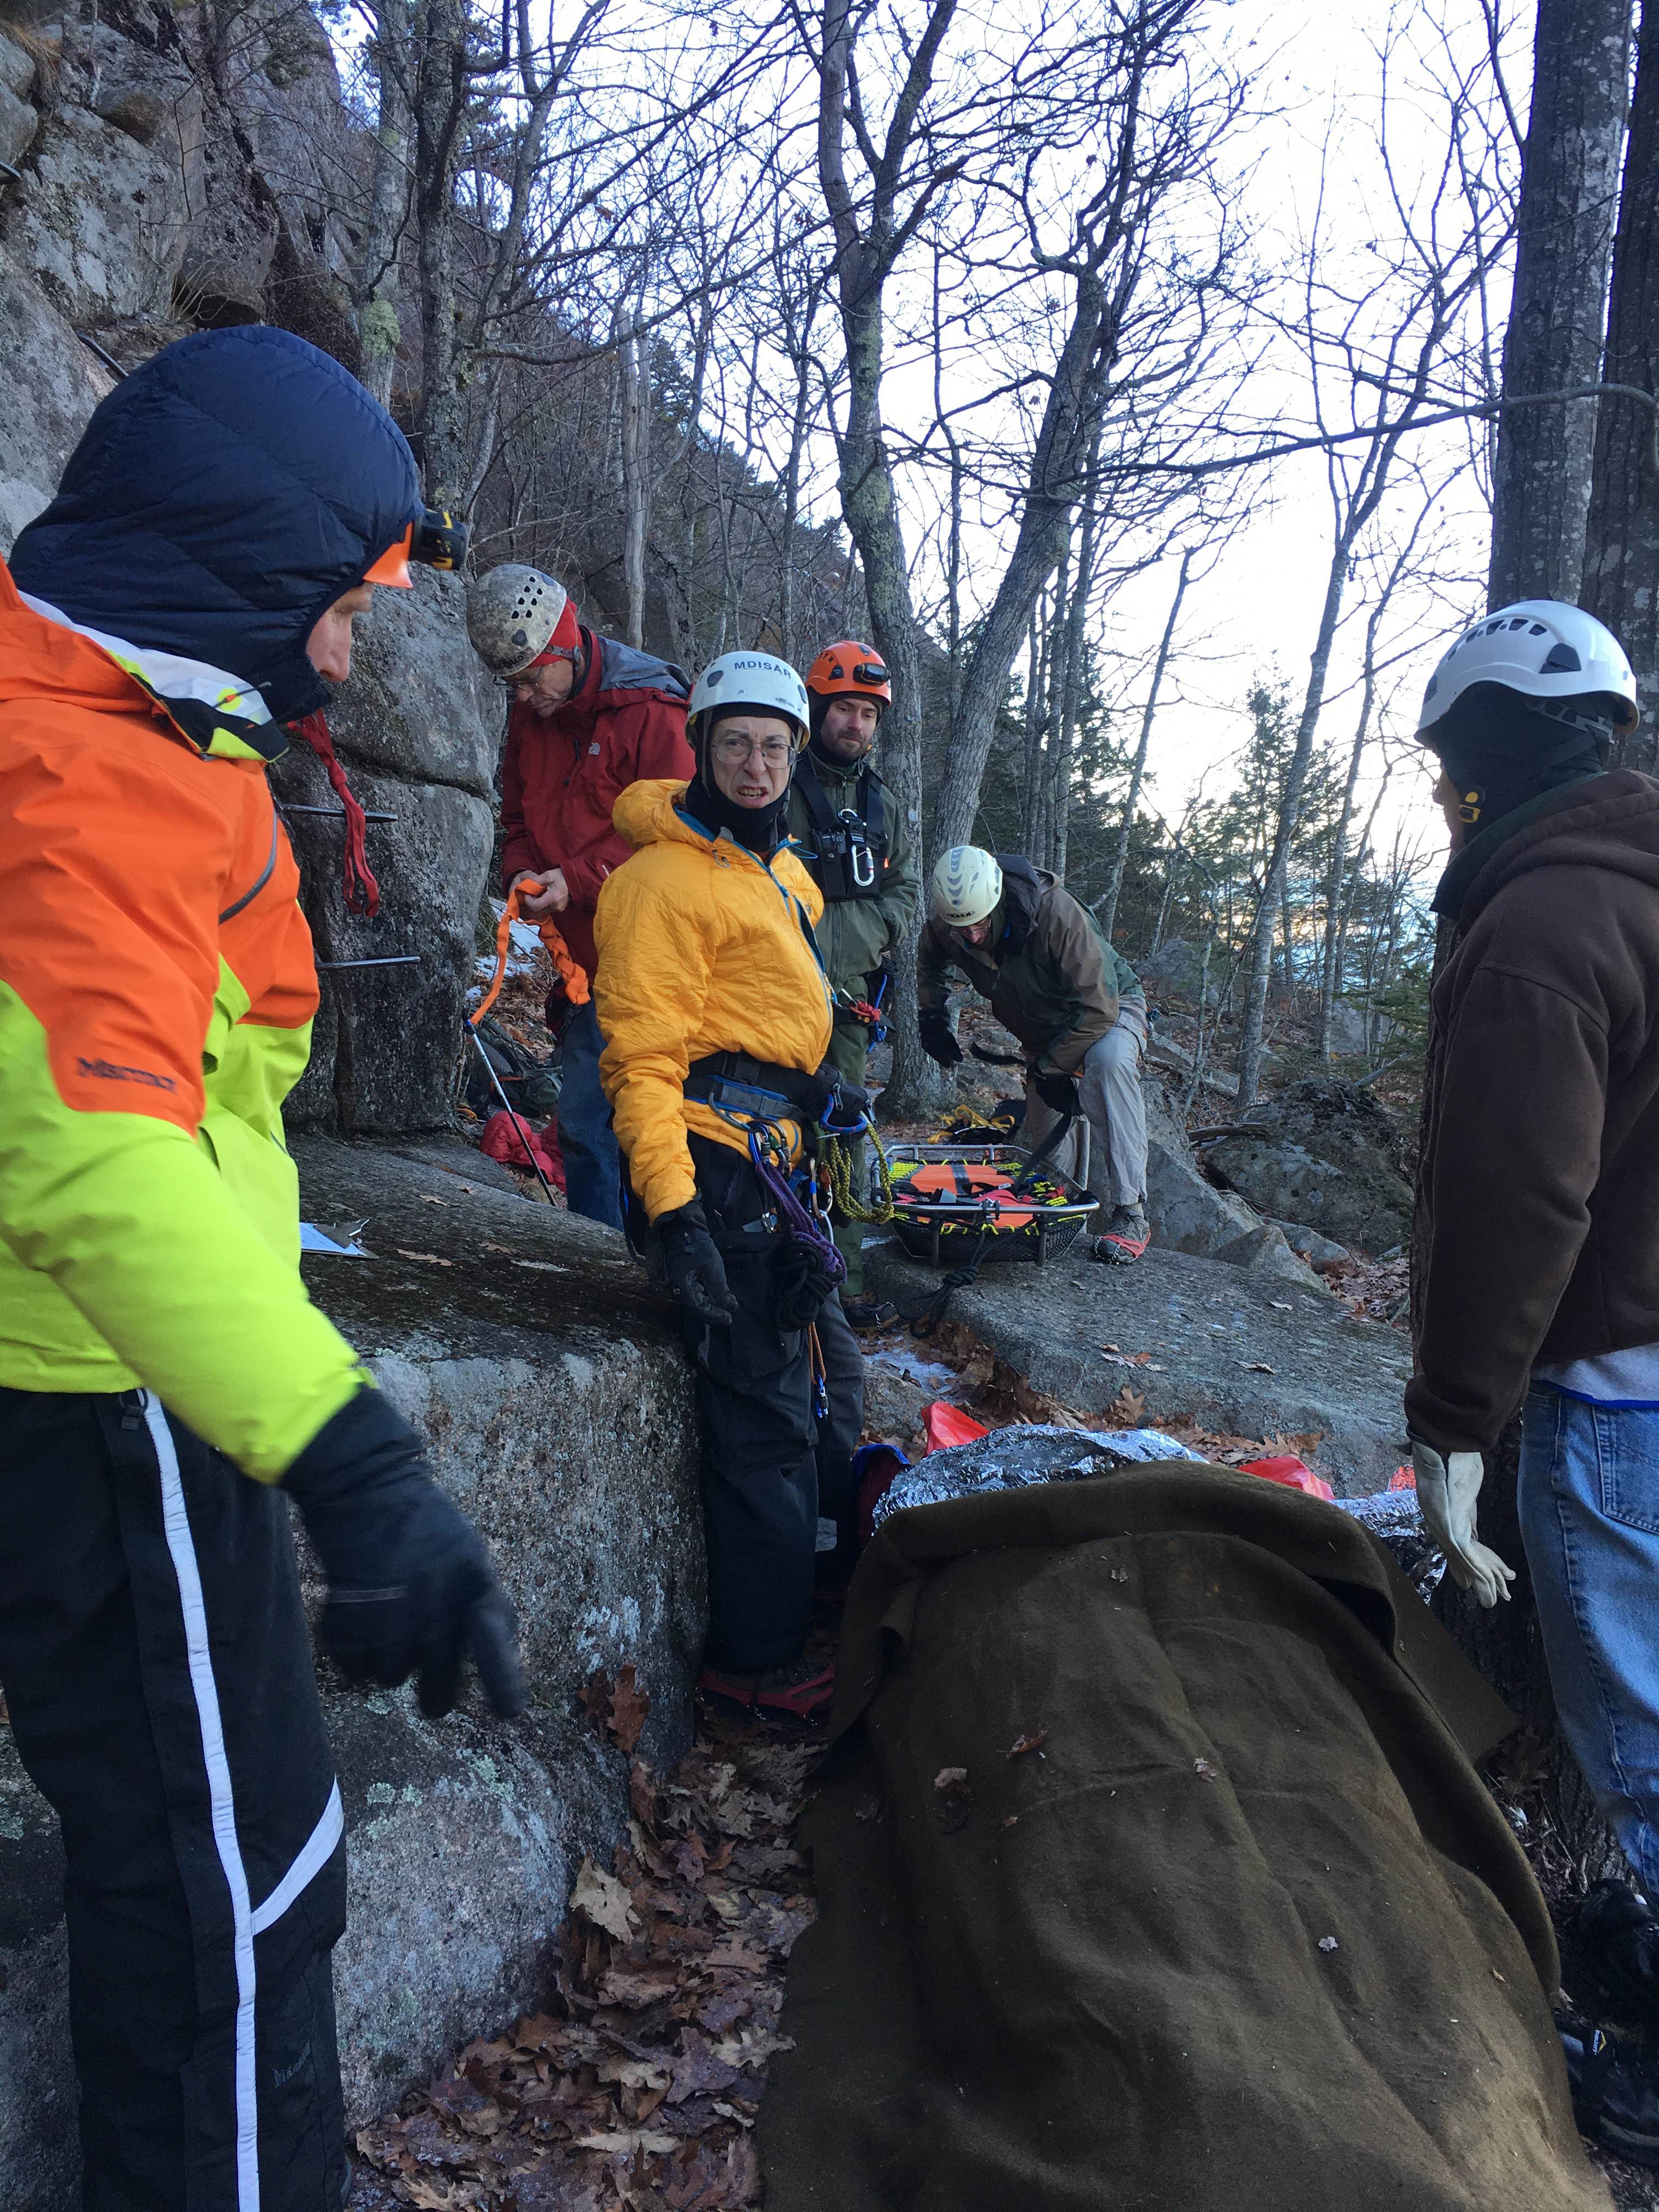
top-left (556, 1000), bottom-right (622, 1229)
top-left (1520, 1384), bottom-right (1659, 1891)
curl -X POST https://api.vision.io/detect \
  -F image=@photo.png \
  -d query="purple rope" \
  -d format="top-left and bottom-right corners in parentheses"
top-left (748, 1133), bottom-right (847, 1286)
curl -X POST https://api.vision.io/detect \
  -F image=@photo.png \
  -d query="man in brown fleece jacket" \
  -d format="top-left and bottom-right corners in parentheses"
top-left (1409, 597), bottom-right (1659, 2040)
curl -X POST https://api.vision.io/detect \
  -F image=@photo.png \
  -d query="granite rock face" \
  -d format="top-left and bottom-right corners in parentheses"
top-left (1207, 1079), bottom-right (1415, 1259)
top-left (0, 1141), bottom-right (705, 2209)
top-left (1142, 1083), bottom-right (1324, 1291)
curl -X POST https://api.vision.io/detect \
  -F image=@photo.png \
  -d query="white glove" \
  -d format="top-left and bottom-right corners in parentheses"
top-left (1410, 1441), bottom-right (1516, 1609)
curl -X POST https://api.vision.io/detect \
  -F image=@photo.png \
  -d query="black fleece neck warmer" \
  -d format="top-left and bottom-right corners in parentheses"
top-left (682, 771), bottom-right (786, 855)
top-left (1430, 686), bottom-right (1611, 837)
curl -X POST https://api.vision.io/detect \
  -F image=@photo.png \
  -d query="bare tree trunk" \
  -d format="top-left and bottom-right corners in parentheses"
top-left (354, 3), bottom-right (410, 411)
top-left (1098, 546), bottom-right (1192, 940)
top-left (812, 0), bottom-right (951, 1118)
top-left (620, 313), bottom-right (648, 648)
top-left (411, 0), bottom-right (468, 505)
top-left (1237, 550), bottom-right (1346, 1109)
top-left (1584, 0), bottom-right (1659, 768)
top-left (1051, 522), bottom-right (1091, 887)
top-left (1020, 610), bottom-right (1045, 856)
top-left (1317, 615), bottom-right (1381, 1058)
top-left (1488, 0), bottom-right (1630, 606)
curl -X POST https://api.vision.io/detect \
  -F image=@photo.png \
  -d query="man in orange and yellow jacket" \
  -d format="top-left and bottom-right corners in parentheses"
top-left (0, 326), bottom-right (523, 2212)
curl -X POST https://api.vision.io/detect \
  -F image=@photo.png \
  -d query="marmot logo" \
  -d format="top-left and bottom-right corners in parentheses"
top-left (77, 1057), bottom-right (178, 1092)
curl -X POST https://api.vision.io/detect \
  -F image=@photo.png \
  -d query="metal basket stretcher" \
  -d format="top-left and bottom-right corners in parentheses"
top-left (878, 1141), bottom-right (1098, 1268)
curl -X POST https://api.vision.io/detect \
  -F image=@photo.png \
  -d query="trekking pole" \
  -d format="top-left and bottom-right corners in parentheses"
top-left (464, 1024), bottom-right (561, 1208)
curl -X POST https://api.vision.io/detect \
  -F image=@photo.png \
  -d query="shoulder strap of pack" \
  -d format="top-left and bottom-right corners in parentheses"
top-left (795, 758), bottom-right (842, 839)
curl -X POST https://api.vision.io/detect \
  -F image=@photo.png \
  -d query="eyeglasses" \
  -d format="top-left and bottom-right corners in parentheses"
top-left (711, 733), bottom-right (793, 766)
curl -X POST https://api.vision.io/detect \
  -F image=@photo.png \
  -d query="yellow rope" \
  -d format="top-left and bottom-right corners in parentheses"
top-left (821, 1123), bottom-right (898, 1223)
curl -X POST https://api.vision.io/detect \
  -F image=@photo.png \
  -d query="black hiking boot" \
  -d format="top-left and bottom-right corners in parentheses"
top-left (1560, 2013), bottom-right (1659, 2168)
top-left (1572, 1881), bottom-right (1659, 2027)
top-left (842, 1297), bottom-right (898, 1333)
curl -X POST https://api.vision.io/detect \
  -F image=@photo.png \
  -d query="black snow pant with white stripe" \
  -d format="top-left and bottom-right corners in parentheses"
top-left (0, 1386), bottom-right (349, 2212)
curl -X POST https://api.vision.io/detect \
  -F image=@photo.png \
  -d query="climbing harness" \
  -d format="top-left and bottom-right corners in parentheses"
top-left (794, 757), bottom-right (889, 902)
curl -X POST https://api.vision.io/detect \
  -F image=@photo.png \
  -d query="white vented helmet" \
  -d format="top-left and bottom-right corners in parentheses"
top-left (1418, 600), bottom-right (1639, 742)
top-left (688, 650), bottom-right (809, 748)
top-left (466, 564), bottom-right (573, 679)
top-left (930, 845), bottom-right (1003, 928)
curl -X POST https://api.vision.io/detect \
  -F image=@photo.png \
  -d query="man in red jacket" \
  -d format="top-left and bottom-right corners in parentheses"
top-left (467, 566), bottom-right (692, 1226)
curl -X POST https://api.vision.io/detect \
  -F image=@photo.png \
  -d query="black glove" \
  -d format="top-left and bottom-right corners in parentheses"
top-left (284, 1389), bottom-right (527, 1720)
top-left (918, 1009), bottom-right (963, 1067)
top-left (1033, 1066), bottom-right (1077, 1114)
top-left (656, 1198), bottom-right (738, 1324)
top-left (795, 1066), bottom-right (872, 1128)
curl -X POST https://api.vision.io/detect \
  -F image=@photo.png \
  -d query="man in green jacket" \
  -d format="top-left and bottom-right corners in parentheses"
top-left (786, 640), bottom-right (922, 1326)
top-left (918, 845), bottom-right (1150, 1263)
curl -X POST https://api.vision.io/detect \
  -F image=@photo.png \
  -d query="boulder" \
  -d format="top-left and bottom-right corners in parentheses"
top-left (0, 242), bottom-right (109, 550)
top-left (1206, 1077), bottom-right (1414, 1258)
top-left (0, 1137), bottom-right (706, 2208)
top-left (274, 575), bottom-right (501, 1134)
top-left (1135, 938), bottom-right (1219, 1006)
top-left (1142, 1083), bottom-right (1323, 1290)
top-left (322, 567), bottom-right (502, 795)
top-left (863, 1234), bottom-right (1414, 1493)
top-left (0, 29), bottom-right (34, 95)
top-left (0, 72), bottom-right (33, 165)
top-left (1269, 1217), bottom-right (1352, 1272)
top-left (7, 97), bottom-right (191, 322)
top-left (1210, 1219), bottom-right (1327, 1292)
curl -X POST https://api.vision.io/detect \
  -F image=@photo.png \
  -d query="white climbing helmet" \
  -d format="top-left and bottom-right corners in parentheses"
top-left (930, 845), bottom-right (1003, 928)
top-left (1418, 600), bottom-right (1639, 743)
top-left (465, 564), bottom-right (577, 680)
top-left (687, 650), bottom-right (809, 749)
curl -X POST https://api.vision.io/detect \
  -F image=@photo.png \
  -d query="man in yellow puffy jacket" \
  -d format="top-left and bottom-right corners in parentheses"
top-left (594, 651), bottom-right (864, 1722)
top-left (0, 328), bottom-right (523, 2212)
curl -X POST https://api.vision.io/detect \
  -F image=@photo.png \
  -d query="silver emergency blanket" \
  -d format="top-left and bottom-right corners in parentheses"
top-left (874, 1424), bottom-right (1444, 1600)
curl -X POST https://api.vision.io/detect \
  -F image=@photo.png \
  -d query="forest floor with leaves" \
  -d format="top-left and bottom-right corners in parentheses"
top-left (346, 1651), bottom-right (831, 2212)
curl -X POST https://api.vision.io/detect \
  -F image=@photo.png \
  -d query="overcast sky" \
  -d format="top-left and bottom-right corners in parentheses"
top-left (1085, 0), bottom-right (1526, 879)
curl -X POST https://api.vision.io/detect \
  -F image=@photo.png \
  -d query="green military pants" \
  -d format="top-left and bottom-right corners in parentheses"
top-left (824, 1018), bottom-right (871, 1296)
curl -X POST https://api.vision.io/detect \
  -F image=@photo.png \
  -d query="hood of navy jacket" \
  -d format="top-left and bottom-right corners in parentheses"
top-left (8, 326), bottom-right (421, 748)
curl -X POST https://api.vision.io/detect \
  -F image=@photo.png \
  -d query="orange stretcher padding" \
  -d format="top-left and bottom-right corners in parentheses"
top-left (471, 880), bottom-right (590, 1030)
top-left (891, 1159), bottom-right (1034, 1231)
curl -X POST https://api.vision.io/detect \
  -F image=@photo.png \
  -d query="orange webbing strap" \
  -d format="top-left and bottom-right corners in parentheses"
top-left (471, 882), bottom-right (591, 1030)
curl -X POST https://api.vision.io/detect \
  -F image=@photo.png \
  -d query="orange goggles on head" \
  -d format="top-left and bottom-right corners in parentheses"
top-left (364, 524), bottom-right (415, 589)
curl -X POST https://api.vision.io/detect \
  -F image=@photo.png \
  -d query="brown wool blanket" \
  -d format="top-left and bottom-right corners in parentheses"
top-left (758, 1468), bottom-right (1607, 2211)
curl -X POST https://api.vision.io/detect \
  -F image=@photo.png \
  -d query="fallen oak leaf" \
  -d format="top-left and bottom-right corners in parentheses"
top-left (1006, 1728), bottom-right (1048, 1758)
top-left (608, 1661), bottom-right (651, 1754)
top-left (394, 1249), bottom-right (453, 1266)
top-left (1194, 1757), bottom-right (1220, 1781)
top-left (570, 1857), bottom-right (638, 1943)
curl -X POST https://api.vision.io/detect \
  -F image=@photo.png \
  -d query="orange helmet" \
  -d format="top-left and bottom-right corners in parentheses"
top-left (805, 640), bottom-right (891, 705)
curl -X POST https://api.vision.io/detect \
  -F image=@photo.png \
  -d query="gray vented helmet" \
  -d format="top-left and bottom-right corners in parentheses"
top-left (465, 564), bottom-right (574, 680)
